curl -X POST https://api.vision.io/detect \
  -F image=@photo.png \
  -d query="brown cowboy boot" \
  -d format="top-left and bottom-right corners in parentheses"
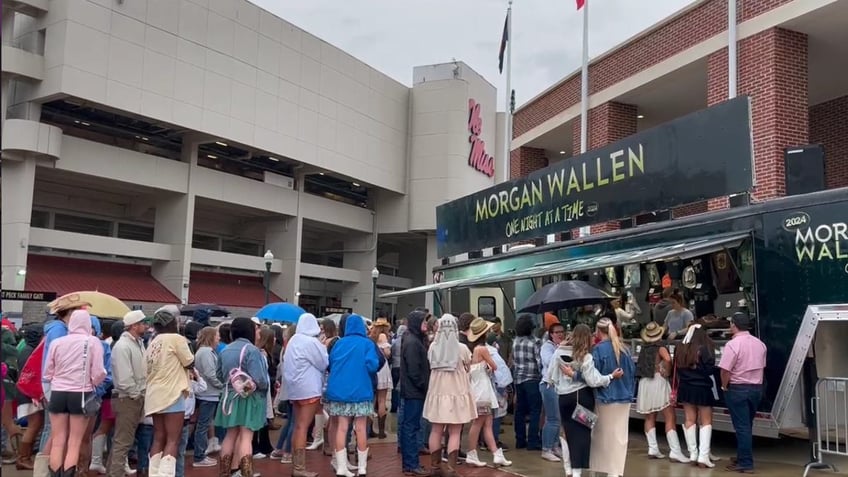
top-left (238, 456), bottom-right (254, 477)
top-left (377, 416), bottom-right (387, 439)
top-left (441, 450), bottom-right (459, 477)
top-left (218, 455), bottom-right (232, 477)
top-left (429, 451), bottom-right (443, 477)
top-left (291, 448), bottom-right (317, 477)
top-left (16, 440), bottom-right (35, 470)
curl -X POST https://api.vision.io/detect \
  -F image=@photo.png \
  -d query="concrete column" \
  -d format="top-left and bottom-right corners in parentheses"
top-left (265, 216), bottom-right (302, 303)
top-left (396, 239), bottom-right (426, 318)
top-left (341, 233), bottom-right (377, 316)
top-left (152, 139), bottom-right (199, 303)
top-left (423, 234), bottom-right (441, 314)
top-left (1, 157), bottom-right (37, 314)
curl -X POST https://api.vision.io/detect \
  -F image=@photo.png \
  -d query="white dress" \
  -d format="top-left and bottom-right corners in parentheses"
top-left (468, 362), bottom-right (499, 415)
top-left (376, 341), bottom-right (393, 390)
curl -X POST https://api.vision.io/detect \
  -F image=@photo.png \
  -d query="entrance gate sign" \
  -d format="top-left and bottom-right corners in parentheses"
top-left (435, 96), bottom-right (754, 258)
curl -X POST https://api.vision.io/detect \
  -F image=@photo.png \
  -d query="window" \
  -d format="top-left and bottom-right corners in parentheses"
top-left (478, 296), bottom-right (496, 318)
top-left (31, 210), bottom-right (50, 228)
top-left (221, 239), bottom-right (262, 256)
top-left (192, 234), bottom-right (219, 251)
top-left (117, 223), bottom-right (154, 242)
top-left (54, 213), bottom-right (112, 237)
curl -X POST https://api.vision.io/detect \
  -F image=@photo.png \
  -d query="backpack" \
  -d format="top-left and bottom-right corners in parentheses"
top-left (221, 345), bottom-right (256, 416)
top-left (16, 338), bottom-right (45, 401)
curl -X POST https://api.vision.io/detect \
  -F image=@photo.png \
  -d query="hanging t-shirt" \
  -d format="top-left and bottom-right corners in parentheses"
top-left (711, 251), bottom-right (740, 294)
top-left (623, 264), bottom-right (641, 289)
top-left (737, 241), bottom-right (755, 286)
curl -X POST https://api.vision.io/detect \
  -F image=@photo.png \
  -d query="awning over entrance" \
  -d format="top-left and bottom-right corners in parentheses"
top-left (25, 254), bottom-right (178, 303)
top-left (379, 232), bottom-right (750, 299)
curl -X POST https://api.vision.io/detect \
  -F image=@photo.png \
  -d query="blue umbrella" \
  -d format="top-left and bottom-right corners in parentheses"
top-left (255, 302), bottom-right (306, 323)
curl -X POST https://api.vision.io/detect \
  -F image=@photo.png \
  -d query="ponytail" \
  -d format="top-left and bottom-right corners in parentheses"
top-left (597, 317), bottom-right (623, 365)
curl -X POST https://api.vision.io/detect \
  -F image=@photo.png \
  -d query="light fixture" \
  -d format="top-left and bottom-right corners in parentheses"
top-left (207, 154), bottom-right (217, 159)
top-left (559, 150), bottom-right (566, 155)
top-left (295, 291), bottom-right (301, 297)
top-left (263, 250), bottom-right (274, 266)
top-left (215, 141), bottom-right (228, 147)
top-left (142, 137), bottom-right (149, 141)
top-left (17, 269), bottom-right (26, 276)
top-left (319, 172), bottom-right (325, 175)
top-left (74, 120), bottom-right (80, 124)
top-left (352, 182), bottom-right (361, 187)
top-left (81, 122), bottom-right (90, 126)
top-left (268, 156), bottom-right (279, 162)
top-left (371, 267), bottom-right (380, 280)
top-left (637, 114), bottom-right (645, 119)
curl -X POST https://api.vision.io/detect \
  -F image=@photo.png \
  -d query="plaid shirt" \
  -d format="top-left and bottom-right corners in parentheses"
top-left (511, 336), bottom-right (542, 384)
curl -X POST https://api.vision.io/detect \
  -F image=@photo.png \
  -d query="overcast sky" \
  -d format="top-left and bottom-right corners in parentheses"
top-left (250, 0), bottom-right (695, 110)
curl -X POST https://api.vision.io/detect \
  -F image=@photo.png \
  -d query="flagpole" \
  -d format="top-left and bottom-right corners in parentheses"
top-left (727, 0), bottom-right (737, 99)
top-left (503, 0), bottom-right (513, 183)
top-left (579, 0), bottom-right (589, 154)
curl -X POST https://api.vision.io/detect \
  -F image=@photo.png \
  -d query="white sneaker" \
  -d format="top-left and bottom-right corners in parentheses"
top-left (206, 438), bottom-right (222, 455)
top-left (252, 453), bottom-right (267, 459)
top-left (192, 457), bottom-right (218, 468)
top-left (541, 450), bottom-right (561, 462)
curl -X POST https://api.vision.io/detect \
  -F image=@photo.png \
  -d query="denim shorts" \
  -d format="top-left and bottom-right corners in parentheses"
top-left (158, 395), bottom-right (186, 414)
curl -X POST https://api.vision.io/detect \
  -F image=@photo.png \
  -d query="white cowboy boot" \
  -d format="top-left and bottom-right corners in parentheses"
top-left (683, 425), bottom-right (698, 463)
top-left (89, 434), bottom-right (107, 474)
top-left (464, 450), bottom-right (485, 467)
top-left (356, 448), bottom-right (369, 476)
top-left (493, 448), bottom-right (512, 467)
top-left (333, 449), bottom-right (353, 477)
top-left (666, 430), bottom-right (690, 463)
top-left (697, 425), bottom-right (715, 468)
top-left (559, 436), bottom-right (572, 476)
top-left (645, 428), bottom-right (665, 459)
top-left (306, 413), bottom-right (325, 451)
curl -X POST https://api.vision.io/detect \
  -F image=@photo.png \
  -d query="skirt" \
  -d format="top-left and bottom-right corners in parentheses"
top-left (677, 382), bottom-right (717, 407)
top-left (325, 400), bottom-right (373, 417)
top-left (376, 362), bottom-right (393, 391)
top-left (215, 391), bottom-right (267, 432)
top-left (559, 389), bottom-right (595, 470)
top-left (636, 373), bottom-right (671, 414)
top-left (101, 398), bottom-right (116, 420)
top-left (590, 402), bottom-right (630, 476)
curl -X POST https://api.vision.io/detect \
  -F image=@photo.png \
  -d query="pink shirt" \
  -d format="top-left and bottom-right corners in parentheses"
top-left (43, 310), bottom-right (107, 392)
top-left (718, 331), bottom-right (767, 385)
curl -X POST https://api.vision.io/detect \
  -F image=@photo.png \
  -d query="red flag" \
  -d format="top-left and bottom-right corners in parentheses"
top-left (576, 0), bottom-right (586, 10)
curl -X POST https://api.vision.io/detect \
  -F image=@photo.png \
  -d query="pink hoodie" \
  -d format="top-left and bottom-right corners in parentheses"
top-left (43, 309), bottom-right (107, 392)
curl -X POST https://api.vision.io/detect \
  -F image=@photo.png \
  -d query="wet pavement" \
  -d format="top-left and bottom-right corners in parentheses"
top-left (4, 417), bottom-right (846, 477)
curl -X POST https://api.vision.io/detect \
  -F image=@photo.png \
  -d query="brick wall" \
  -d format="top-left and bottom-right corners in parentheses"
top-left (514, 0), bottom-right (794, 138)
top-left (708, 27), bottom-right (808, 203)
top-left (510, 146), bottom-right (548, 180)
top-left (810, 95), bottom-right (848, 190)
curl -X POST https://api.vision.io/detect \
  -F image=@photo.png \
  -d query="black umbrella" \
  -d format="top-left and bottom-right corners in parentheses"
top-left (518, 280), bottom-right (613, 314)
top-left (180, 303), bottom-right (230, 317)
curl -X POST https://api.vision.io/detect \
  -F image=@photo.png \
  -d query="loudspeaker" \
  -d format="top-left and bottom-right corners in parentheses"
top-left (784, 144), bottom-right (825, 196)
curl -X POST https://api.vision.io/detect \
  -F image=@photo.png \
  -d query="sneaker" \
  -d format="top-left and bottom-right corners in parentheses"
top-left (89, 463), bottom-right (107, 474)
top-left (252, 453), bottom-right (267, 459)
top-left (280, 453), bottom-right (292, 464)
top-left (270, 450), bottom-right (285, 459)
top-left (541, 450), bottom-right (561, 462)
top-left (124, 463), bottom-right (137, 475)
top-left (193, 457), bottom-right (218, 468)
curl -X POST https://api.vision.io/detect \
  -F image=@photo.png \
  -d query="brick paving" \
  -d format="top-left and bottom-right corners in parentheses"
top-left (183, 443), bottom-right (520, 477)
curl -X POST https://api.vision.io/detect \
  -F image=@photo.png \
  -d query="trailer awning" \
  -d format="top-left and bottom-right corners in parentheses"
top-left (380, 231), bottom-right (750, 299)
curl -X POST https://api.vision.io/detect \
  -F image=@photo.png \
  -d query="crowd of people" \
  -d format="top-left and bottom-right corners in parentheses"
top-left (0, 290), bottom-right (768, 477)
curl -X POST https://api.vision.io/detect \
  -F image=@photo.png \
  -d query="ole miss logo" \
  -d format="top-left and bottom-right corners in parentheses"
top-left (467, 99), bottom-right (495, 178)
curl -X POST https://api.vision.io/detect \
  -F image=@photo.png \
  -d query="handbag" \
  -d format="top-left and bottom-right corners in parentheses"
top-left (81, 339), bottom-right (102, 416)
top-left (222, 345), bottom-right (256, 416)
top-left (571, 389), bottom-right (598, 429)
top-left (669, 364), bottom-right (679, 407)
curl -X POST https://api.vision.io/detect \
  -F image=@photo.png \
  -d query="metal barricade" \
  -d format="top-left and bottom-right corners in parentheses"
top-left (804, 377), bottom-right (848, 477)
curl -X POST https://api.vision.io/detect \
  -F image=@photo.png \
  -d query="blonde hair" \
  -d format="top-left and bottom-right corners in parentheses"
top-left (597, 317), bottom-right (624, 365)
top-left (197, 327), bottom-right (218, 349)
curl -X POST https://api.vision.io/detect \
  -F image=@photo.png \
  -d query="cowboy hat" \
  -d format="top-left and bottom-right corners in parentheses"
top-left (374, 317), bottom-right (390, 327)
top-left (467, 317), bottom-right (494, 343)
top-left (49, 293), bottom-right (92, 315)
top-left (640, 321), bottom-right (665, 343)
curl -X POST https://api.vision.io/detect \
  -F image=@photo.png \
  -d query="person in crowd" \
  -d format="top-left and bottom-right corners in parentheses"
top-left (511, 314), bottom-right (543, 450)
top-left (283, 313), bottom-right (328, 477)
top-left (720, 313), bottom-right (767, 474)
top-left (611, 294), bottom-right (637, 325)
top-left (589, 316), bottom-right (635, 477)
top-left (271, 324), bottom-right (298, 464)
top-left (184, 309), bottom-right (212, 353)
top-left (1, 318), bottom-right (20, 463)
top-left (215, 317), bottom-right (269, 477)
top-left (389, 324), bottom-right (407, 414)
top-left (312, 319), bottom-right (337, 455)
top-left (652, 288), bottom-right (675, 326)
top-left (193, 327), bottom-right (223, 467)
top-left (217, 323), bottom-right (232, 355)
top-left (176, 370), bottom-right (207, 477)
top-left (15, 323), bottom-right (44, 470)
top-left (144, 306), bottom-right (195, 477)
top-left (109, 310), bottom-right (148, 477)
top-left (80, 316), bottom-right (114, 477)
top-left (325, 314), bottom-right (381, 477)
top-left (464, 317), bottom-right (511, 469)
top-left (399, 310), bottom-right (430, 476)
top-left (488, 317), bottom-right (512, 365)
top-left (43, 309), bottom-right (108, 477)
top-left (664, 293), bottom-right (694, 339)
top-left (539, 313), bottom-right (565, 462)
top-left (422, 314), bottom-right (476, 477)
top-left (552, 324), bottom-right (619, 477)
top-left (370, 317), bottom-right (393, 439)
top-left (675, 322), bottom-right (718, 467)
top-left (251, 326), bottom-right (276, 458)
top-left (636, 322), bottom-right (689, 463)
top-left (485, 333), bottom-right (512, 451)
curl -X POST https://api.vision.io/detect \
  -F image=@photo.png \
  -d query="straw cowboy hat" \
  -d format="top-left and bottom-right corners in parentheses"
top-left (467, 317), bottom-right (494, 343)
top-left (374, 317), bottom-right (390, 327)
top-left (640, 321), bottom-right (665, 343)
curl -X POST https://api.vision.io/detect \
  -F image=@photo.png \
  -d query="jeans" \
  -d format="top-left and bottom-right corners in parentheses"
top-left (176, 422), bottom-right (190, 477)
top-left (390, 368), bottom-right (400, 412)
top-left (540, 382), bottom-right (561, 451)
top-left (514, 380), bottom-right (542, 449)
top-left (275, 402), bottom-right (294, 453)
top-left (726, 384), bottom-right (762, 470)
top-left (193, 400), bottom-right (218, 461)
top-left (135, 424), bottom-right (154, 471)
top-left (399, 398), bottom-right (424, 471)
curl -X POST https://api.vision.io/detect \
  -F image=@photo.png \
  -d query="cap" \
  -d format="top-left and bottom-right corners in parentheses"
top-left (152, 305), bottom-right (179, 327)
top-left (731, 312), bottom-right (751, 331)
top-left (123, 310), bottom-right (147, 327)
top-left (544, 312), bottom-right (560, 331)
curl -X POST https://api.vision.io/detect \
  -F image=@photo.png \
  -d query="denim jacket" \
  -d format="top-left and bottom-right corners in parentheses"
top-left (219, 339), bottom-right (270, 393)
top-left (591, 340), bottom-right (636, 404)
